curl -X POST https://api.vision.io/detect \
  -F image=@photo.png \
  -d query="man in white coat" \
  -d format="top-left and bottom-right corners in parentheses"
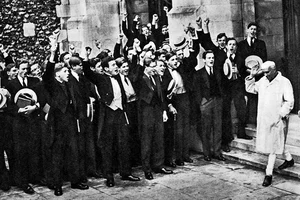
top-left (245, 61), bottom-right (294, 187)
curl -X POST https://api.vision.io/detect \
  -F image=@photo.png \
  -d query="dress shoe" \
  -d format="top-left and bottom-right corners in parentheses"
top-left (184, 157), bottom-right (194, 163)
top-left (175, 160), bottom-right (184, 166)
top-left (213, 154), bottom-right (226, 161)
top-left (121, 175), bottom-right (141, 181)
top-left (54, 186), bottom-right (63, 196)
top-left (262, 175), bottom-right (272, 187)
top-left (144, 172), bottom-right (153, 180)
top-left (22, 184), bottom-right (35, 194)
top-left (71, 183), bottom-right (89, 190)
top-left (156, 167), bottom-right (173, 174)
top-left (165, 161), bottom-right (177, 168)
top-left (204, 156), bottom-right (211, 161)
top-left (278, 159), bottom-right (294, 170)
top-left (237, 135), bottom-right (253, 140)
top-left (48, 185), bottom-right (55, 190)
top-left (105, 179), bottom-right (115, 187)
top-left (222, 145), bottom-right (231, 152)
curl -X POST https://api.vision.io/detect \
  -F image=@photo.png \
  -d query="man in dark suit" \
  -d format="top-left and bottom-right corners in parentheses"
top-left (82, 54), bottom-right (140, 187)
top-left (196, 17), bottom-right (234, 152)
top-left (238, 22), bottom-right (267, 62)
top-left (193, 50), bottom-right (226, 162)
top-left (136, 58), bottom-right (173, 180)
top-left (43, 42), bottom-right (89, 196)
top-left (238, 22), bottom-right (268, 124)
top-left (6, 61), bottom-right (41, 194)
top-left (68, 57), bottom-right (100, 182)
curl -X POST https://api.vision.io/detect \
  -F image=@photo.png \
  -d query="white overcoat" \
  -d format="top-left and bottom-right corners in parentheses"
top-left (245, 72), bottom-right (294, 154)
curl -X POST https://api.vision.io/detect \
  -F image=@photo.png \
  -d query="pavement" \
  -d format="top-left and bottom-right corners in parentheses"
top-left (1, 153), bottom-right (300, 200)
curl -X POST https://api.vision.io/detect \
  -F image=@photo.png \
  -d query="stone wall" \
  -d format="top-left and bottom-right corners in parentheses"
top-left (0, 0), bottom-right (61, 64)
top-left (254, 0), bottom-right (284, 65)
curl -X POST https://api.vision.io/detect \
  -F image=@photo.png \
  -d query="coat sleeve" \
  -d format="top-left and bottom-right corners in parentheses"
top-left (279, 79), bottom-right (294, 118)
top-left (245, 76), bottom-right (259, 94)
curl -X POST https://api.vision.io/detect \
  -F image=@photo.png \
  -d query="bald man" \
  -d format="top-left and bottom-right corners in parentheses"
top-left (245, 61), bottom-right (294, 187)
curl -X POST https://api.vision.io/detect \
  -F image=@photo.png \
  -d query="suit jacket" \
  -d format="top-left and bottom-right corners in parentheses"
top-left (6, 76), bottom-right (40, 116)
top-left (68, 74), bottom-right (92, 119)
top-left (193, 67), bottom-right (223, 106)
top-left (136, 73), bottom-right (166, 110)
top-left (82, 61), bottom-right (127, 111)
top-left (238, 39), bottom-right (267, 62)
top-left (42, 62), bottom-right (77, 115)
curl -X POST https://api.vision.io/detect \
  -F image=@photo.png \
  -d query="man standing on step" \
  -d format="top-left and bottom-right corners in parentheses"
top-left (245, 61), bottom-right (294, 187)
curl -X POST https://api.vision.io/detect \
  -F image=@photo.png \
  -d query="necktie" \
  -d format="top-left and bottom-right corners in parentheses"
top-left (251, 39), bottom-right (254, 47)
top-left (22, 78), bottom-right (26, 87)
top-left (124, 76), bottom-right (129, 85)
top-left (210, 67), bottom-right (213, 75)
top-left (229, 54), bottom-right (234, 63)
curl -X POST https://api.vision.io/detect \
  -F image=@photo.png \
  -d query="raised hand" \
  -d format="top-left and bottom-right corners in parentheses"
top-left (196, 16), bottom-right (202, 29)
top-left (203, 18), bottom-right (210, 27)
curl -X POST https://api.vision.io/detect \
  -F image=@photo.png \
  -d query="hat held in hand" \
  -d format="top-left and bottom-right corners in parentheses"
top-left (173, 35), bottom-right (188, 50)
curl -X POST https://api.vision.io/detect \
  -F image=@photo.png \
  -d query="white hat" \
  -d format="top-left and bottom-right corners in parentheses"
top-left (14, 88), bottom-right (37, 108)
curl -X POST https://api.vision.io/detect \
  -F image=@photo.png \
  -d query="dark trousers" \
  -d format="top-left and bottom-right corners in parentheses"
top-left (164, 119), bottom-right (174, 164)
top-left (127, 101), bottom-right (141, 166)
top-left (78, 117), bottom-right (97, 178)
top-left (41, 119), bottom-right (54, 186)
top-left (52, 110), bottom-right (80, 186)
top-left (139, 103), bottom-right (164, 172)
top-left (173, 93), bottom-right (191, 161)
top-left (13, 116), bottom-right (41, 186)
top-left (222, 81), bottom-right (247, 144)
top-left (100, 107), bottom-right (131, 179)
top-left (0, 113), bottom-right (10, 188)
top-left (199, 97), bottom-right (222, 157)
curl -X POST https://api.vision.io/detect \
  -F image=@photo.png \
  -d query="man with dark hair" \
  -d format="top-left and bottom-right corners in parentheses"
top-left (136, 58), bottom-right (173, 180)
top-left (193, 50), bottom-right (225, 161)
top-left (6, 60), bottom-right (41, 194)
top-left (83, 54), bottom-right (140, 187)
top-left (238, 22), bottom-right (268, 124)
top-left (68, 56), bottom-right (100, 181)
top-left (221, 38), bottom-right (252, 143)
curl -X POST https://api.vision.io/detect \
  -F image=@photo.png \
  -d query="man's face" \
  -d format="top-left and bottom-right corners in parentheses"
top-left (119, 62), bottom-right (129, 76)
top-left (95, 62), bottom-right (103, 74)
top-left (19, 63), bottom-right (29, 78)
top-left (63, 54), bottom-right (71, 64)
top-left (127, 50), bottom-right (135, 61)
top-left (162, 27), bottom-right (168, 35)
top-left (155, 61), bottom-right (165, 76)
top-left (247, 25), bottom-right (257, 38)
top-left (7, 67), bottom-right (18, 80)
top-left (176, 50), bottom-right (184, 61)
top-left (57, 67), bottom-right (70, 82)
top-left (30, 63), bottom-right (42, 78)
top-left (105, 60), bottom-right (118, 76)
top-left (145, 61), bottom-right (156, 76)
top-left (142, 27), bottom-right (149, 36)
top-left (262, 67), bottom-right (277, 81)
top-left (226, 39), bottom-right (237, 54)
top-left (217, 36), bottom-right (227, 49)
top-left (72, 62), bottom-right (83, 75)
top-left (158, 54), bottom-right (166, 62)
top-left (204, 53), bottom-right (215, 68)
top-left (167, 55), bottom-right (178, 69)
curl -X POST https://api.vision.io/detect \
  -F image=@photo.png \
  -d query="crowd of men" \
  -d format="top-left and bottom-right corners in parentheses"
top-left (0, 9), bottom-right (296, 196)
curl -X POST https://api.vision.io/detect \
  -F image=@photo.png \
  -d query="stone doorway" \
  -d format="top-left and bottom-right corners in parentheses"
top-left (283, 0), bottom-right (300, 111)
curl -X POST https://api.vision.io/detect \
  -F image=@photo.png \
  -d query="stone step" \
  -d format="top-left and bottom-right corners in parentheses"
top-left (223, 148), bottom-right (300, 179)
top-left (245, 126), bottom-right (300, 148)
top-left (230, 138), bottom-right (300, 163)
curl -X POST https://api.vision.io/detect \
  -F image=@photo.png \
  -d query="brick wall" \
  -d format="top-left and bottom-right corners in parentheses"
top-left (0, 0), bottom-right (61, 64)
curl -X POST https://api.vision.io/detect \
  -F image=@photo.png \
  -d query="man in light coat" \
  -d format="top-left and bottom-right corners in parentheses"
top-left (245, 61), bottom-right (294, 187)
